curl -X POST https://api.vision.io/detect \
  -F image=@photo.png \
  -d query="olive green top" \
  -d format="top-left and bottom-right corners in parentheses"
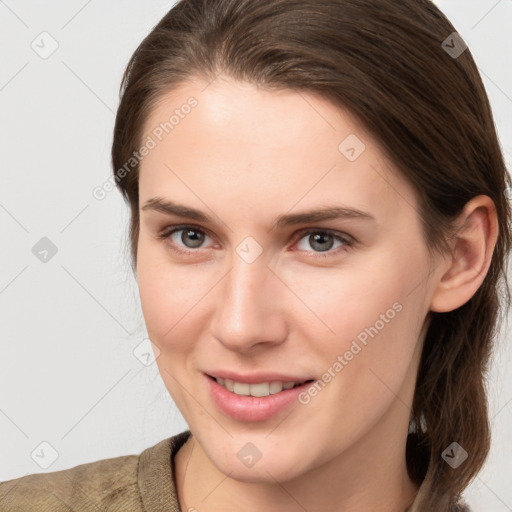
top-left (0, 429), bottom-right (192, 512)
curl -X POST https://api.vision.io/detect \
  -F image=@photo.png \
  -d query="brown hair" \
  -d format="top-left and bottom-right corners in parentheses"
top-left (111, 0), bottom-right (512, 510)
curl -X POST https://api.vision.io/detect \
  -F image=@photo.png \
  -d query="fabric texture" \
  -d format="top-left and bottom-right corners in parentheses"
top-left (0, 429), bottom-right (192, 512)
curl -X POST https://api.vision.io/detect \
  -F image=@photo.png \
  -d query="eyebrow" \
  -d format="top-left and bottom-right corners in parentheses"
top-left (141, 197), bottom-right (375, 230)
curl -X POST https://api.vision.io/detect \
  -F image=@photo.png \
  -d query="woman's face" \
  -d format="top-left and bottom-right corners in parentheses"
top-left (136, 76), bottom-right (444, 483)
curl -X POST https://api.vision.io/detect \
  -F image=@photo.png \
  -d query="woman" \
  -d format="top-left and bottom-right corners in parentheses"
top-left (1, 0), bottom-right (510, 510)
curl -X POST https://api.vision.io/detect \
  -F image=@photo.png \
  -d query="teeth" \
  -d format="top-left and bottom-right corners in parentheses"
top-left (215, 377), bottom-right (305, 397)
top-left (233, 382), bottom-right (251, 395)
top-left (270, 381), bottom-right (285, 393)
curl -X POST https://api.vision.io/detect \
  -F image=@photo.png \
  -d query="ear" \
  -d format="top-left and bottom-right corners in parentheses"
top-left (430, 195), bottom-right (499, 313)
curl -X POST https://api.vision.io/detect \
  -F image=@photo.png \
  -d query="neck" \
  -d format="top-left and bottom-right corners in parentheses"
top-left (174, 331), bottom-right (426, 512)
top-left (174, 399), bottom-right (419, 512)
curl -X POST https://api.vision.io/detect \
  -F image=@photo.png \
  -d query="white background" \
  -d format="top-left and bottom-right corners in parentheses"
top-left (0, 1), bottom-right (511, 510)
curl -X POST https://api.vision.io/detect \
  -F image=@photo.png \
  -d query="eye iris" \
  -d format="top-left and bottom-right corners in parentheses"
top-left (310, 232), bottom-right (334, 252)
top-left (182, 229), bottom-right (204, 248)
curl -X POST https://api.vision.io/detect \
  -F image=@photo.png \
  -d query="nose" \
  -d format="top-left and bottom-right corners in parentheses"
top-left (209, 248), bottom-right (288, 353)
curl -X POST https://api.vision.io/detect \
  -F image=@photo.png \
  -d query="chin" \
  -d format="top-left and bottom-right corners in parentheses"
top-left (211, 449), bottom-right (306, 484)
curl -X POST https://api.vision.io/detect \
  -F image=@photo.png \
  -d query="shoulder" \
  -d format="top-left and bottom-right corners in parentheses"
top-left (0, 432), bottom-right (191, 512)
top-left (0, 451), bottom-right (140, 512)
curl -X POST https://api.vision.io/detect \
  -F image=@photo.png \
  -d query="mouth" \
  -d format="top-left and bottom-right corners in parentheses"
top-left (205, 373), bottom-right (317, 422)
top-left (206, 373), bottom-right (315, 398)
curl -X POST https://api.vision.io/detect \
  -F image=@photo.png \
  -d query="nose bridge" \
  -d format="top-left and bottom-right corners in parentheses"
top-left (211, 241), bottom-right (284, 350)
top-left (223, 246), bottom-right (271, 322)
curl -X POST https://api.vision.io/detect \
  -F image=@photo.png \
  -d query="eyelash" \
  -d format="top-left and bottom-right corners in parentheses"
top-left (156, 224), bottom-right (355, 259)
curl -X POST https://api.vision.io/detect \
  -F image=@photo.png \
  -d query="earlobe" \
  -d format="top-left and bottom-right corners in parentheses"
top-left (430, 195), bottom-right (498, 313)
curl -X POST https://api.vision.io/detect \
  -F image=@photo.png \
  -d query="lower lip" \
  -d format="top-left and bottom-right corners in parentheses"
top-left (206, 374), bottom-right (314, 422)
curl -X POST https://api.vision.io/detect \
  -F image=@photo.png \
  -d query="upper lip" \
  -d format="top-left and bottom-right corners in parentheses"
top-left (205, 370), bottom-right (314, 384)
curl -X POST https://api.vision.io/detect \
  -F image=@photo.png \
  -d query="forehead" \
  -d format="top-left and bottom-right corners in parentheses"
top-left (138, 76), bottom-right (419, 229)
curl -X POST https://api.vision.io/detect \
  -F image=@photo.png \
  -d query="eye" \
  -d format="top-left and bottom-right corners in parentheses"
top-left (157, 225), bottom-right (354, 258)
top-left (158, 225), bottom-right (213, 254)
top-left (293, 229), bottom-right (353, 257)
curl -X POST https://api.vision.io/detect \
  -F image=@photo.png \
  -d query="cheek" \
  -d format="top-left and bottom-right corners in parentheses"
top-left (286, 244), bottom-right (428, 371)
top-left (136, 250), bottom-right (208, 405)
top-left (280, 260), bottom-right (406, 342)
top-left (290, 253), bottom-right (427, 434)
top-left (136, 241), bottom-right (206, 353)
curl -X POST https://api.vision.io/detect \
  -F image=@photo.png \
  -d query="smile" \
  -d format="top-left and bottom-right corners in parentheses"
top-left (213, 376), bottom-right (313, 397)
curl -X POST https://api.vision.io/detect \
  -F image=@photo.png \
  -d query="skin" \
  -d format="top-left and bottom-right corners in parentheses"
top-left (135, 75), bottom-right (498, 512)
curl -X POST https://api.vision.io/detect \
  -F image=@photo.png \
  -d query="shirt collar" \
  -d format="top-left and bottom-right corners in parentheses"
top-left (137, 429), bottom-right (192, 512)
